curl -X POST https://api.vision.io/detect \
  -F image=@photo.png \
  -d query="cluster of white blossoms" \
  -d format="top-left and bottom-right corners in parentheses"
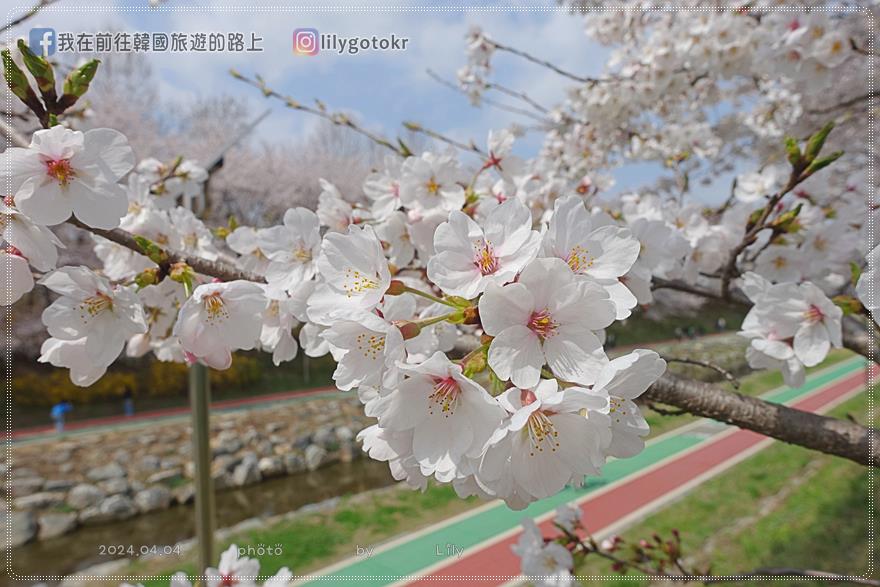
top-left (740, 272), bottom-right (843, 388)
top-left (123, 545), bottom-right (292, 587)
top-left (511, 507), bottom-right (582, 586)
top-left (461, 7), bottom-right (868, 203)
top-left (3, 5), bottom-right (874, 511)
top-left (2, 110), bottom-right (871, 508)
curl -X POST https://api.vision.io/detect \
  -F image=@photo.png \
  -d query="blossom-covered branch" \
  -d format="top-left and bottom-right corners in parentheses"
top-left (67, 217), bottom-right (266, 284)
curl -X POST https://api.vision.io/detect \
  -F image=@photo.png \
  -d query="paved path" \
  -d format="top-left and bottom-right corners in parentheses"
top-left (293, 358), bottom-right (872, 587)
top-left (12, 385), bottom-right (341, 443)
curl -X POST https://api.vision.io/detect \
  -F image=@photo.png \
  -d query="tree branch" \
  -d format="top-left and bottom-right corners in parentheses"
top-left (646, 371), bottom-right (878, 467)
top-left (402, 121), bottom-right (486, 157)
top-left (230, 69), bottom-right (404, 156)
top-left (0, 0), bottom-right (57, 35)
top-left (843, 316), bottom-right (877, 360)
top-left (661, 355), bottom-right (741, 388)
top-left (67, 218), bottom-right (266, 284)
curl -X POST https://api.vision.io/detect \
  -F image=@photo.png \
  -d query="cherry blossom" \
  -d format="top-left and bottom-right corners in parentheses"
top-left (371, 351), bottom-right (505, 481)
top-left (2, 249), bottom-right (34, 305)
top-left (39, 266), bottom-right (147, 372)
top-left (1, 126), bottom-right (134, 228)
top-left (427, 198), bottom-right (540, 298)
top-left (205, 545), bottom-right (259, 587)
top-left (592, 350), bottom-right (666, 458)
top-left (321, 312), bottom-right (405, 391)
top-left (734, 167), bottom-right (782, 203)
top-left (476, 379), bottom-right (611, 508)
top-left (0, 197), bottom-right (63, 271)
top-left (173, 281), bottom-right (266, 370)
top-left (856, 245), bottom-right (879, 325)
top-left (308, 224), bottom-right (391, 323)
top-left (316, 178), bottom-right (354, 233)
top-left (480, 258), bottom-right (616, 388)
top-left (363, 154), bottom-right (403, 220)
top-left (260, 291), bottom-right (300, 366)
top-left (260, 207), bottom-right (321, 294)
top-left (399, 152), bottom-right (466, 213)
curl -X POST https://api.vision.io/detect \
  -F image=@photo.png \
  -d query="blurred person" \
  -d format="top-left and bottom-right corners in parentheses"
top-left (123, 384), bottom-right (134, 417)
top-left (50, 400), bottom-right (72, 433)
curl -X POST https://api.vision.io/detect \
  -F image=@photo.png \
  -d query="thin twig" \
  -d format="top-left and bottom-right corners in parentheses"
top-left (230, 69), bottom-right (404, 156)
top-left (661, 355), bottom-right (741, 389)
top-left (0, 0), bottom-right (57, 35)
top-left (402, 121), bottom-right (486, 157)
top-left (646, 402), bottom-right (688, 417)
top-left (489, 39), bottom-right (603, 85)
top-left (425, 69), bottom-right (549, 124)
top-left (809, 90), bottom-right (879, 115)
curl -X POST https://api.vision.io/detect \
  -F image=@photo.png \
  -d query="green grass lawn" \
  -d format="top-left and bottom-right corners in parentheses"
top-left (571, 391), bottom-right (877, 586)
top-left (113, 351), bottom-right (865, 585)
top-left (125, 485), bottom-right (481, 584)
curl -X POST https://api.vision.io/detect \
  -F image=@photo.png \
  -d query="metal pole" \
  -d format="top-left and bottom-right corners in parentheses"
top-left (181, 111), bottom-right (267, 573)
top-left (189, 361), bottom-right (215, 571)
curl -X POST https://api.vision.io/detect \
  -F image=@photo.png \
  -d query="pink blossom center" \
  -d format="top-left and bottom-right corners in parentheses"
top-left (219, 573), bottom-right (237, 587)
top-left (520, 388), bottom-right (537, 406)
top-left (429, 376), bottom-right (461, 417)
top-left (473, 241), bottom-right (500, 276)
top-left (804, 304), bottom-right (825, 324)
top-left (484, 151), bottom-right (503, 170)
top-left (45, 158), bottom-right (75, 186)
top-left (528, 308), bottom-right (559, 340)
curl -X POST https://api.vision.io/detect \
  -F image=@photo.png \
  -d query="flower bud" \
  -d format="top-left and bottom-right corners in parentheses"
top-left (16, 40), bottom-right (55, 98)
top-left (396, 320), bottom-right (421, 340)
top-left (62, 59), bottom-right (100, 98)
top-left (462, 305), bottom-right (480, 325)
top-left (385, 279), bottom-right (407, 296)
top-left (134, 267), bottom-right (159, 289)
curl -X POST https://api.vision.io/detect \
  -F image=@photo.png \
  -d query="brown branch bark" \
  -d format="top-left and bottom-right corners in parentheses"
top-left (843, 316), bottom-right (877, 360)
top-left (68, 218), bottom-right (266, 284)
top-left (646, 371), bottom-right (878, 467)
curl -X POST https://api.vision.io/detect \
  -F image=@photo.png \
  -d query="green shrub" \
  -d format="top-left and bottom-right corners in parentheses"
top-left (14, 354), bottom-right (264, 407)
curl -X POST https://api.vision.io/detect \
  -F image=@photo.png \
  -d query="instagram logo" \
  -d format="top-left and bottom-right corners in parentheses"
top-left (293, 28), bottom-right (319, 56)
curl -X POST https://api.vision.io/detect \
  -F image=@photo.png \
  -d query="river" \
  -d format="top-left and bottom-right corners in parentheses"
top-left (7, 459), bottom-right (395, 584)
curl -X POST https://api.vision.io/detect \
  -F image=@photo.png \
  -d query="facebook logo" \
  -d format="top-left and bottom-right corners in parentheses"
top-left (29, 28), bottom-right (56, 56)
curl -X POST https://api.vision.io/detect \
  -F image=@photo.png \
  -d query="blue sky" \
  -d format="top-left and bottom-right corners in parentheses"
top-left (8, 1), bottom-right (732, 203)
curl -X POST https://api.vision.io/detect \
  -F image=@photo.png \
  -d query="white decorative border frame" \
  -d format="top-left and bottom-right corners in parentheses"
top-left (2, 3), bottom-right (875, 583)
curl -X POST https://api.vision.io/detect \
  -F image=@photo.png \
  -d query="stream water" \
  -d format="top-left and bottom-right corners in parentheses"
top-left (8, 459), bottom-right (395, 583)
